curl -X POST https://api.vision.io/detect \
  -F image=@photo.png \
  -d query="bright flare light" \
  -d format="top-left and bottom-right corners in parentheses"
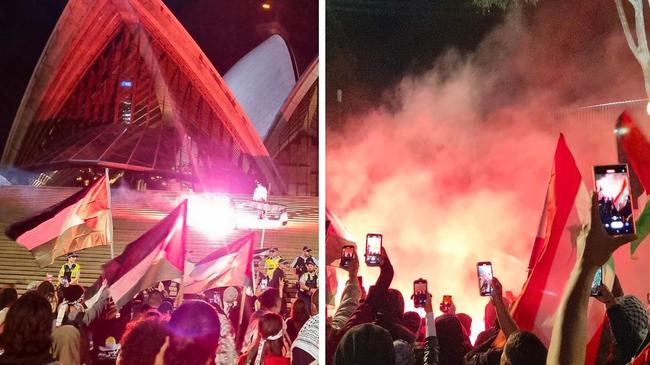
top-left (646, 101), bottom-right (650, 116)
top-left (262, 3), bottom-right (271, 10)
top-left (186, 195), bottom-right (235, 238)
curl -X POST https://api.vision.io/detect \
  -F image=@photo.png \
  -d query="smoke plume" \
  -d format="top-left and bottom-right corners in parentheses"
top-left (327, 0), bottom-right (650, 341)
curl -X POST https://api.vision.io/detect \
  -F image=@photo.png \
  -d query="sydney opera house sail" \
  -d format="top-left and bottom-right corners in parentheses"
top-left (265, 59), bottom-right (319, 197)
top-left (0, 0), bottom-right (317, 195)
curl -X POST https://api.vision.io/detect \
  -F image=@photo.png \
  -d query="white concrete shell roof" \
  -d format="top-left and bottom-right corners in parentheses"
top-left (224, 34), bottom-right (297, 139)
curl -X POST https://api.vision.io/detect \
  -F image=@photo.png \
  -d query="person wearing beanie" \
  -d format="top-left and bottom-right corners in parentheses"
top-left (596, 284), bottom-right (650, 364)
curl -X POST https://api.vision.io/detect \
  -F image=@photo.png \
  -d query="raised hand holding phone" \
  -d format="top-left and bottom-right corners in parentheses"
top-left (365, 233), bottom-right (383, 266)
top-left (413, 278), bottom-right (427, 308)
top-left (490, 276), bottom-right (503, 304)
top-left (347, 250), bottom-right (360, 279)
top-left (341, 245), bottom-right (356, 269)
top-left (593, 164), bottom-right (635, 236)
top-left (594, 284), bottom-right (617, 308)
top-left (424, 292), bottom-right (433, 314)
top-left (583, 192), bottom-right (637, 268)
top-left (477, 261), bottom-right (493, 296)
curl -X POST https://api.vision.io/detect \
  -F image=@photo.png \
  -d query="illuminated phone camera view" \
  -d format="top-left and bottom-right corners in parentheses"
top-left (477, 264), bottom-right (493, 296)
top-left (595, 166), bottom-right (634, 235)
top-left (341, 246), bottom-right (355, 267)
top-left (366, 235), bottom-right (381, 265)
top-left (414, 281), bottom-right (427, 306)
top-left (591, 267), bottom-right (603, 296)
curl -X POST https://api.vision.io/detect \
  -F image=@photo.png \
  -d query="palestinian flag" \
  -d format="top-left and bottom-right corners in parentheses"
top-left (617, 111), bottom-right (650, 256)
top-left (87, 200), bottom-right (187, 309)
top-left (325, 208), bottom-right (356, 307)
top-left (182, 232), bottom-right (255, 294)
top-left (5, 175), bottom-right (112, 267)
top-left (501, 135), bottom-right (608, 364)
top-left (325, 208), bottom-right (355, 266)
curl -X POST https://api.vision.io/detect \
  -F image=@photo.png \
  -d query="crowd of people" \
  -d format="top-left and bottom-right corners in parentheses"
top-left (0, 246), bottom-right (319, 365)
top-left (326, 193), bottom-right (650, 365)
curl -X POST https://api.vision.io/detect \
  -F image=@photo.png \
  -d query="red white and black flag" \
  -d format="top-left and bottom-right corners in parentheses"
top-left (502, 134), bottom-right (607, 365)
top-left (87, 200), bottom-right (187, 309)
top-left (182, 232), bottom-right (255, 294)
top-left (5, 175), bottom-right (112, 267)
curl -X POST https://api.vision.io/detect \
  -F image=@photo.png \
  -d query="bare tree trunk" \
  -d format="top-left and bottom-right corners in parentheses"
top-left (616, 0), bottom-right (650, 99)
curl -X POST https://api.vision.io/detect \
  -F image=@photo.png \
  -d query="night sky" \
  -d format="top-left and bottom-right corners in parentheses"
top-left (0, 0), bottom-right (318, 154)
top-left (326, 0), bottom-right (505, 123)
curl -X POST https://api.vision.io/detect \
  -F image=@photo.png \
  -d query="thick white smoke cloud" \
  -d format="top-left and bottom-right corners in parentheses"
top-left (327, 2), bottom-right (650, 342)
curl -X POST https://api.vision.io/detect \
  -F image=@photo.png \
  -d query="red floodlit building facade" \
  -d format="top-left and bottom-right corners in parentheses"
top-left (1, 0), bottom-right (318, 196)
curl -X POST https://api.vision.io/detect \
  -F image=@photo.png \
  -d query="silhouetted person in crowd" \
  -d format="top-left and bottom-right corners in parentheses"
top-left (595, 284), bottom-right (649, 364)
top-left (403, 311), bottom-right (422, 338)
top-left (239, 313), bottom-right (290, 365)
top-left (457, 313), bottom-right (472, 339)
top-left (286, 299), bottom-right (310, 343)
top-left (501, 330), bottom-right (547, 365)
top-left (334, 323), bottom-right (395, 365)
top-left (0, 291), bottom-right (61, 365)
top-left (117, 318), bottom-right (169, 365)
top-left (0, 287), bottom-right (18, 328)
top-left (435, 314), bottom-right (471, 365)
top-left (165, 300), bottom-right (222, 365)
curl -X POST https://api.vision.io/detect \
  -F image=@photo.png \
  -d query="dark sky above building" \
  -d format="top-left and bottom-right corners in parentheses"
top-left (326, 0), bottom-right (504, 109)
top-left (0, 0), bottom-right (318, 154)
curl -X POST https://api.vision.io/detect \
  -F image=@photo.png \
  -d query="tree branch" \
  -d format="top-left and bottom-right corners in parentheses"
top-left (616, 0), bottom-right (643, 63)
top-left (630, 0), bottom-right (649, 61)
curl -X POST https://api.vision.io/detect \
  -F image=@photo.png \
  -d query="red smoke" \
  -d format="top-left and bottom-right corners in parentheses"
top-left (327, 0), bottom-right (650, 342)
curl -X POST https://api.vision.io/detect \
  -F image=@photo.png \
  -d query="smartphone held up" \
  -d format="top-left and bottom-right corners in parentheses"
top-left (440, 295), bottom-right (452, 313)
top-left (593, 164), bottom-right (635, 236)
top-left (590, 266), bottom-right (603, 297)
top-left (413, 278), bottom-right (427, 308)
top-left (477, 261), bottom-right (493, 296)
top-left (365, 233), bottom-right (382, 266)
top-left (340, 245), bottom-right (355, 269)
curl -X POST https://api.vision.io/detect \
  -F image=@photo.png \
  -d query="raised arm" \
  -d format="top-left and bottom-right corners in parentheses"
top-left (331, 252), bottom-right (361, 330)
top-left (547, 192), bottom-right (636, 365)
top-left (490, 277), bottom-right (518, 338)
top-left (340, 247), bottom-right (394, 334)
top-left (423, 293), bottom-right (440, 365)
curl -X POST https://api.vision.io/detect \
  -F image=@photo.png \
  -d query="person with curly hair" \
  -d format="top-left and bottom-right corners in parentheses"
top-left (0, 291), bottom-right (61, 365)
top-left (239, 313), bottom-right (290, 365)
top-left (117, 318), bottom-right (169, 365)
